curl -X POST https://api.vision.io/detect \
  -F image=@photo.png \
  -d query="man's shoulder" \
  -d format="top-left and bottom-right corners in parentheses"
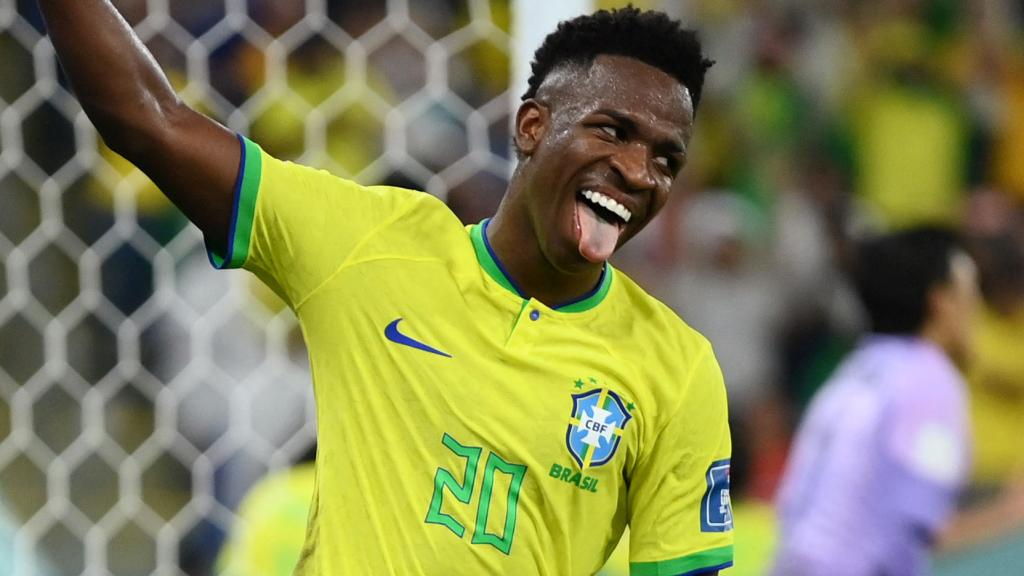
top-left (333, 183), bottom-right (466, 252)
top-left (380, 189), bottom-right (467, 246)
top-left (867, 337), bottom-right (965, 406)
top-left (264, 151), bottom-right (452, 222)
top-left (825, 338), bottom-right (966, 427)
top-left (607, 269), bottom-right (716, 377)
top-left (611, 269), bottom-right (712, 351)
top-left (364, 184), bottom-right (454, 223)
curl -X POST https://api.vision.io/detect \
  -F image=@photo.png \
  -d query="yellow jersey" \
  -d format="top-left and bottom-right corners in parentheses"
top-left (967, 304), bottom-right (1024, 485)
top-left (217, 463), bottom-right (317, 576)
top-left (208, 136), bottom-right (734, 575)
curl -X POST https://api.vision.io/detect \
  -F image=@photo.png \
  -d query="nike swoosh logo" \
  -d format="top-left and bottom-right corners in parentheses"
top-left (384, 318), bottom-right (452, 358)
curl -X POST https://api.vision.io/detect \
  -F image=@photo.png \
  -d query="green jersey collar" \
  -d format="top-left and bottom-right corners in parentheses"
top-left (470, 219), bottom-right (613, 313)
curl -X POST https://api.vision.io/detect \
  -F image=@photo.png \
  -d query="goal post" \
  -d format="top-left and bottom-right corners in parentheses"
top-left (511, 0), bottom-right (593, 99)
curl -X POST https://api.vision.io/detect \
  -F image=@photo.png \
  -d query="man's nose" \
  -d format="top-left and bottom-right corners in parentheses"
top-left (610, 142), bottom-right (657, 192)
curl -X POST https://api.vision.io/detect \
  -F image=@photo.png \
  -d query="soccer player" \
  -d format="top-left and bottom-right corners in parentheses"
top-left (35, 3), bottom-right (733, 574)
top-left (771, 228), bottom-right (979, 576)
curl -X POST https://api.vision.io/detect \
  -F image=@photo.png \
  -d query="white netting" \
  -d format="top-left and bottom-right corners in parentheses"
top-left (0, 1), bottom-right (516, 573)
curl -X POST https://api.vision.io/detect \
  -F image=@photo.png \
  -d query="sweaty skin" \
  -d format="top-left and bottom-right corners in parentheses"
top-left (488, 54), bottom-right (693, 306)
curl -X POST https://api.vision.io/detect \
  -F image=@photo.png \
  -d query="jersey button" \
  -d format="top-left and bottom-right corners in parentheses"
top-left (529, 309), bottom-right (540, 321)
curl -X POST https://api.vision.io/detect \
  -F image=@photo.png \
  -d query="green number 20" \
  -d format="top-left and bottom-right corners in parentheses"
top-left (425, 433), bottom-right (528, 555)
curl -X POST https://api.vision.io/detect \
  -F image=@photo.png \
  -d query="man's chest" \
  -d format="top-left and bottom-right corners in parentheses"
top-left (298, 257), bottom-right (646, 491)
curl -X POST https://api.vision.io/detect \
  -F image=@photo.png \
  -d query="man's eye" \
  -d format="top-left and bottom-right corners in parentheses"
top-left (654, 156), bottom-right (672, 172)
top-left (600, 125), bottom-right (620, 139)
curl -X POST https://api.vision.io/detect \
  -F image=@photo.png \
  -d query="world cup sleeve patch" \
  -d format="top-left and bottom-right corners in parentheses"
top-left (700, 459), bottom-right (733, 532)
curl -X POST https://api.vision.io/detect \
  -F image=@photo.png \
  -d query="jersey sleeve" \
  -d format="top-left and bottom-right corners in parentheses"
top-left (883, 372), bottom-right (970, 535)
top-left (627, 343), bottom-right (734, 576)
top-left (205, 135), bottom-right (421, 307)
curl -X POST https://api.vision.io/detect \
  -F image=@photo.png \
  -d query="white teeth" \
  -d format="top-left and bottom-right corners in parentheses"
top-left (581, 190), bottom-right (632, 223)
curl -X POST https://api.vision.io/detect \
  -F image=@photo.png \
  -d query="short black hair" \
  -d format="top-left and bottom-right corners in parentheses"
top-left (523, 6), bottom-right (714, 113)
top-left (853, 227), bottom-right (962, 335)
top-left (969, 232), bottom-right (1024, 304)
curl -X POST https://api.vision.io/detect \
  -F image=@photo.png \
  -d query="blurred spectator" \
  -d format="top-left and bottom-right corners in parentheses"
top-left (167, 250), bottom-right (315, 572)
top-left (773, 227), bottom-right (978, 575)
top-left (667, 191), bottom-right (781, 419)
top-left (773, 150), bottom-right (864, 409)
top-left (962, 189), bottom-right (1024, 491)
top-left (730, 9), bottom-right (807, 222)
top-left (845, 8), bottom-right (971, 228)
top-left (216, 446), bottom-right (317, 576)
top-left (773, 226), bottom-right (1024, 575)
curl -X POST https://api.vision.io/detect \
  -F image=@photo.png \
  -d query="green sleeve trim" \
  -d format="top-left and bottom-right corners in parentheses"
top-left (630, 545), bottom-right (734, 576)
top-left (208, 134), bottom-right (262, 269)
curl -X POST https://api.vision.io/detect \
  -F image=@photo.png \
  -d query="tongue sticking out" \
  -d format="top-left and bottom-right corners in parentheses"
top-left (576, 200), bottom-right (622, 263)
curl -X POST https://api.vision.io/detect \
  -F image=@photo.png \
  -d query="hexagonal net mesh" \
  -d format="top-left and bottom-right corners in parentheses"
top-left (0, 1), bottom-right (514, 573)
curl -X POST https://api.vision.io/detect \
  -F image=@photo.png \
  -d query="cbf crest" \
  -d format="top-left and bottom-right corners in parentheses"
top-left (566, 387), bottom-right (633, 469)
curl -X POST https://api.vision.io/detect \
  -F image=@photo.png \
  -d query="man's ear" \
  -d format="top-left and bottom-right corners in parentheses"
top-left (514, 99), bottom-right (548, 156)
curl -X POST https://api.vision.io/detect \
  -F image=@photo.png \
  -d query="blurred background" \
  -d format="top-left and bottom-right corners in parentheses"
top-left (2, 0), bottom-right (1024, 574)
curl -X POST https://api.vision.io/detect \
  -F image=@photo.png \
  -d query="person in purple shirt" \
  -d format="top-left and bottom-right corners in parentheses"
top-left (772, 227), bottom-right (979, 576)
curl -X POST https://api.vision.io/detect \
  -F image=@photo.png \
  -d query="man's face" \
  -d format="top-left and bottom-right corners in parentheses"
top-left (513, 54), bottom-right (693, 273)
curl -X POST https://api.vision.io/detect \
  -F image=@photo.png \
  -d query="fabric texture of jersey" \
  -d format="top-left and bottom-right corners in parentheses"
top-left (771, 335), bottom-right (971, 576)
top-left (206, 135), bottom-right (734, 575)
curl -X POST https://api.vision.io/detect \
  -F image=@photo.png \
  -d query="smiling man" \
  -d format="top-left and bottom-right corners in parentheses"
top-left (34, 2), bottom-right (731, 574)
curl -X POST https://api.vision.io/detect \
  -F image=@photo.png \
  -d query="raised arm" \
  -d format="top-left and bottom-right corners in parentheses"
top-left (37, 0), bottom-right (240, 252)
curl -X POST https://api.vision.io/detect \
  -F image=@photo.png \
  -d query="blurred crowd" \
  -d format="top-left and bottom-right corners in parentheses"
top-left (634, 0), bottom-right (1024, 505)
top-left (3, 0), bottom-right (1024, 574)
